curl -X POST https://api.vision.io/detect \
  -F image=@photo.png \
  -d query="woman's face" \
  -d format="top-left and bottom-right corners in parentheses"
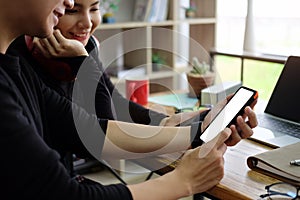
top-left (55, 0), bottom-right (101, 46)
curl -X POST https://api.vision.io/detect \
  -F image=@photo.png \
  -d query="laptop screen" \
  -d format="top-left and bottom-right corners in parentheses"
top-left (265, 56), bottom-right (300, 124)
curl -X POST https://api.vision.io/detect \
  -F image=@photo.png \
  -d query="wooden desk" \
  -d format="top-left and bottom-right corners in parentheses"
top-left (207, 139), bottom-right (278, 199)
top-left (134, 139), bottom-right (279, 200)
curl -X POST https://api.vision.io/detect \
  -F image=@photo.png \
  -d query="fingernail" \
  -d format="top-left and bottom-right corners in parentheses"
top-left (245, 106), bottom-right (251, 113)
top-left (238, 116), bottom-right (244, 124)
top-left (224, 127), bottom-right (231, 134)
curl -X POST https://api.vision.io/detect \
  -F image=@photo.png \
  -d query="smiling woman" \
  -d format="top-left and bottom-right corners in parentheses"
top-left (56, 0), bottom-right (101, 46)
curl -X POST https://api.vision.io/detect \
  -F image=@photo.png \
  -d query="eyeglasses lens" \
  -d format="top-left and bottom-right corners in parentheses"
top-left (268, 183), bottom-right (297, 199)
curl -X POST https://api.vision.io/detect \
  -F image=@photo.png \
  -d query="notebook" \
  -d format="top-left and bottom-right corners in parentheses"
top-left (250, 56), bottom-right (300, 148)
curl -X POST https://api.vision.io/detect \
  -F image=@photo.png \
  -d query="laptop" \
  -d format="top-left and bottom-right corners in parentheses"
top-left (250, 56), bottom-right (300, 148)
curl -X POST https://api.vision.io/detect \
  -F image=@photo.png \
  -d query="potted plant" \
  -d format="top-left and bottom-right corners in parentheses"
top-left (101, 0), bottom-right (120, 23)
top-left (187, 57), bottom-right (215, 98)
top-left (152, 53), bottom-right (166, 72)
top-left (182, 1), bottom-right (197, 18)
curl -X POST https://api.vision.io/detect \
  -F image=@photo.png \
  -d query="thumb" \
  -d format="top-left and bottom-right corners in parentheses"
top-left (215, 128), bottom-right (232, 148)
top-left (198, 128), bottom-right (231, 158)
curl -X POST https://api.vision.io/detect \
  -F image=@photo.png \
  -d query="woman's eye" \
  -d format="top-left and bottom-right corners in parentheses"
top-left (90, 7), bottom-right (99, 12)
top-left (65, 9), bottom-right (77, 14)
top-left (90, 6), bottom-right (99, 12)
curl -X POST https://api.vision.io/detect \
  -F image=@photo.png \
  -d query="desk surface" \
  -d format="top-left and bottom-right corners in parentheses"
top-left (208, 139), bottom-right (277, 199)
top-left (134, 139), bottom-right (278, 200)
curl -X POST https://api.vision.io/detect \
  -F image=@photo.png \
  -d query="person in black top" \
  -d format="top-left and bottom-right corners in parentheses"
top-left (8, 0), bottom-right (211, 178)
top-left (7, 0), bottom-right (211, 177)
top-left (1, 0), bottom-right (258, 199)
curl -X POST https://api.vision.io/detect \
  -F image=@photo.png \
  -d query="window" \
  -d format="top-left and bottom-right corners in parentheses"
top-left (217, 0), bottom-right (300, 56)
top-left (214, 0), bottom-right (300, 100)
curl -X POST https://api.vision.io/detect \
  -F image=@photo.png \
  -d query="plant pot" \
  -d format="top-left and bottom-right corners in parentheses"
top-left (187, 72), bottom-right (215, 98)
top-left (152, 63), bottom-right (162, 72)
top-left (185, 9), bottom-right (196, 18)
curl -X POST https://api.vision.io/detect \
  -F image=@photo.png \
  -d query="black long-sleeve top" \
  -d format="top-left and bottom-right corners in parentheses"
top-left (0, 51), bottom-right (133, 199)
top-left (8, 35), bottom-right (168, 176)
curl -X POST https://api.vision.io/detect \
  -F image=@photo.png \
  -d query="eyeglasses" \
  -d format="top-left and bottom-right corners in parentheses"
top-left (260, 182), bottom-right (300, 199)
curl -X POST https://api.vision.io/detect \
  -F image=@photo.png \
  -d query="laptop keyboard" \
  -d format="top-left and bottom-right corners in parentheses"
top-left (258, 115), bottom-right (300, 138)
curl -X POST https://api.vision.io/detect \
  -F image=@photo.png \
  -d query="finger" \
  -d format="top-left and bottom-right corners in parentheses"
top-left (244, 106), bottom-right (258, 128)
top-left (217, 98), bottom-right (227, 110)
top-left (40, 38), bottom-right (57, 56)
top-left (53, 29), bottom-right (65, 44)
top-left (34, 39), bottom-right (46, 52)
top-left (46, 32), bottom-right (60, 48)
top-left (236, 116), bottom-right (254, 139)
top-left (181, 111), bottom-right (198, 120)
top-left (40, 38), bottom-right (52, 49)
top-left (198, 128), bottom-right (231, 159)
top-left (215, 128), bottom-right (232, 146)
top-left (209, 128), bottom-right (232, 149)
top-left (228, 124), bottom-right (242, 142)
top-left (34, 40), bottom-right (51, 58)
top-left (218, 143), bottom-right (227, 155)
top-left (184, 148), bottom-right (195, 156)
top-left (226, 93), bottom-right (234, 101)
top-left (198, 127), bottom-right (231, 157)
top-left (31, 38), bottom-right (42, 51)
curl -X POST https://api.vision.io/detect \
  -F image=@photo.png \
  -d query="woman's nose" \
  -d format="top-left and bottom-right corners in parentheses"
top-left (64, 0), bottom-right (74, 9)
top-left (79, 14), bottom-right (92, 29)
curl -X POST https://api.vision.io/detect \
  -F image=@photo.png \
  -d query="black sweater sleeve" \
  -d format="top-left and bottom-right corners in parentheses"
top-left (0, 54), bottom-right (133, 200)
top-left (71, 51), bottom-right (168, 125)
top-left (42, 80), bottom-right (107, 157)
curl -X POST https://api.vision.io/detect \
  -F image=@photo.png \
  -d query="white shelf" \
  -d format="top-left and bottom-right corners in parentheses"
top-left (149, 71), bottom-right (175, 79)
top-left (179, 18), bottom-right (217, 25)
top-left (98, 21), bottom-right (176, 30)
top-left (97, 0), bottom-right (216, 93)
top-left (98, 18), bottom-right (216, 30)
top-left (109, 70), bottom-right (175, 83)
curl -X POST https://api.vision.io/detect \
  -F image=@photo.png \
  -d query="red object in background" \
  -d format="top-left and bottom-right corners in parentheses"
top-left (126, 78), bottom-right (149, 105)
